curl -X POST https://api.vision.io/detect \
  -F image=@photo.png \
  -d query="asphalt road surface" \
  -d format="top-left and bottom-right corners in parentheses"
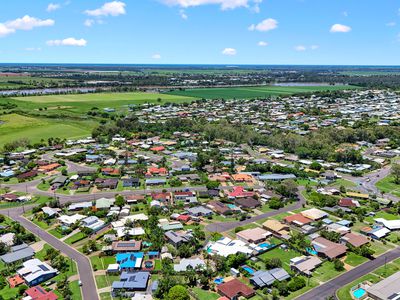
top-left (4, 206), bottom-right (99, 300)
top-left (296, 247), bottom-right (400, 300)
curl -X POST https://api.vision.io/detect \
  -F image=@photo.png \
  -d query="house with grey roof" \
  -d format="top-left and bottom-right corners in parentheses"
top-left (186, 206), bottom-right (213, 217)
top-left (250, 268), bottom-right (290, 289)
top-left (112, 271), bottom-right (150, 296)
top-left (17, 258), bottom-right (58, 286)
top-left (0, 243), bottom-right (34, 264)
top-left (173, 258), bottom-right (205, 272)
top-left (165, 230), bottom-right (193, 247)
top-left (367, 271), bottom-right (400, 300)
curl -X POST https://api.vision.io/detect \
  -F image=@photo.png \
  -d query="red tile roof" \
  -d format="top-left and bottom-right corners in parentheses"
top-left (217, 279), bottom-right (255, 299)
top-left (25, 285), bottom-right (58, 300)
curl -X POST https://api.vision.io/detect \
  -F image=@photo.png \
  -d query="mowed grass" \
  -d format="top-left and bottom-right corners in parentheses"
top-left (376, 175), bottom-right (400, 197)
top-left (0, 113), bottom-right (95, 146)
top-left (165, 85), bottom-right (358, 99)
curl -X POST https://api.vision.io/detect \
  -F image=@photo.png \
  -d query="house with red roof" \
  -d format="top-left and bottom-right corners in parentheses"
top-left (228, 186), bottom-right (255, 199)
top-left (217, 278), bottom-right (255, 300)
top-left (284, 213), bottom-right (313, 227)
top-left (146, 167), bottom-right (168, 177)
top-left (338, 198), bottom-right (360, 208)
top-left (24, 285), bottom-right (58, 300)
top-left (150, 146), bottom-right (165, 152)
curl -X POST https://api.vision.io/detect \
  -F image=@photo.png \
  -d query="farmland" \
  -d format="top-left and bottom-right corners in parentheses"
top-left (0, 114), bottom-right (95, 146)
top-left (165, 85), bottom-right (358, 99)
top-left (5, 92), bottom-right (196, 115)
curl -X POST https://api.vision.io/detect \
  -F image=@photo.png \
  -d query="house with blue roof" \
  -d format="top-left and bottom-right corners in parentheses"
top-left (116, 252), bottom-right (144, 270)
top-left (112, 271), bottom-right (150, 296)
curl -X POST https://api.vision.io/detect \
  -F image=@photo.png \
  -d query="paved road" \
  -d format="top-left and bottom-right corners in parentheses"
top-left (3, 206), bottom-right (99, 300)
top-left (206, 187), bottom-right (306, 232)
top-left (296, 247), bottom-right (400, 300)
top-left (342, 165), bottom-right (400, 202)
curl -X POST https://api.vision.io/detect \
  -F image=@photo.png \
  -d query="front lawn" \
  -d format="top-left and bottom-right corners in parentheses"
top-left (259, 247), bottom-right (301, 272)
top-left (64, 232), bottom-right (87, 245)
top-left (344, 252), bottom-right (368, 267)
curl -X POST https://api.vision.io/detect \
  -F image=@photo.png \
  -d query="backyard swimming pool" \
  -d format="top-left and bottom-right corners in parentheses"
top-left (242, 265), bottom-right (255, 275)
top-left (353, 288), bottom-right (366, 299)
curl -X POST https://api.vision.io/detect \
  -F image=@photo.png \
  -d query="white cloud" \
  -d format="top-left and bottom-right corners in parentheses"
top-left (161, 0), bottom-right (262, 10)
top-left (0, 24), bottom-right (15, 37)
top-left (179, 9), bottom-right (188, 19)
top-left (386, 21), bottom-right (396, 27)
top-left (258, 41), bottom-right (268, 46)
top-left (294, 45), bottom-right (306, 51)
top-left (47, 3), bottom-right (61, 12)
top-left (0, 15), bottom-right (54, 38)
top-left (222, 47), bottom-right (237, 56)
top-left (85, 1), bottom-right (126, 17)
top-left (330, 23), bottom-right (351, 33)
top-left (47, 37), bottom-right (87, 47)
top-left (310, 45), bottom-right (319, 50)
top-left (152, 53), bottom-right (161, 59)
top-left (248, 18), bottom-right (278, 32)
top-left (5, 15), bottom-right (54, 31)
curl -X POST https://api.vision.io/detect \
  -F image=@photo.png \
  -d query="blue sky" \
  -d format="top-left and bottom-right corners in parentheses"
top-left (0, 0), bottom-right (399, 65)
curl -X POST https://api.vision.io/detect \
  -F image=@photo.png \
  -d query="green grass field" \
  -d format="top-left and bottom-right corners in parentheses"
top-left (0, 113), bottom-right (95, 146)
top-left (165, 85), bottom-right (358, 99)
top-left (376, 175), bottom-right (400, 197)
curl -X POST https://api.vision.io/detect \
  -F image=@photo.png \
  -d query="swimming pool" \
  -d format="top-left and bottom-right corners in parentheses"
top-left (214, 277), bottom-right (224, 285)
top-left (306, 247), bottom-right (318, 255)
top-left (259, 243), bottom-right (272, 249)
top-left (227, 204), bottom-right (237, 209)
top-left (242, 266), bottom-right (255, 275)
top-left (353, 288), bottom-right (366, 299)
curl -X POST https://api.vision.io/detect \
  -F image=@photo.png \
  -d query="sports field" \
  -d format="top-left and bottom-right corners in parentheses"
top-left (164, 85), bottom-right (358, 99)
top-left (0, 114), bottom-right (95, 146)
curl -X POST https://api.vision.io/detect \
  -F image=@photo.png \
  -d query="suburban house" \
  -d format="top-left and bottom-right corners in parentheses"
top-left (290, 256), bottom-right (322, 276)
top-left (111, 241), bottom-right (142, 253)
top-left (17, 259), bottom-right (58, 286)
top-left (340, 232), bottom-right (370, 248)
top-left (173, 258), bottom-right (205, 272)
top-left (24, 285), bottom-right (58, 300)
top-left (367, 271), bottom-right (400, 300)
top-left (250, 268), bottom-right (290, 288)
top-left (236, 228), bottom-right (272, 244)
top-left (217, 278), bottom-right (255, 299)
top-left (311, 237), bottom-right (347, 260)
top-left (284, 213), bottom-right (313, 227)
top-left (207, 201), bottom-right (232, 215)
top-left (111, 271), bottom-right (150, 296)
top-left (0, 243), bottom-right (35, 265)
top-left (262, 220), bottom-right (290, 238)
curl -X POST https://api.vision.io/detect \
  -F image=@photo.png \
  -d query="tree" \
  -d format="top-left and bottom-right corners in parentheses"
top-left (269, 198), bottom-right (284, 209)
top-left (206, 180), bottom-right (220, 190)
top-left (288, 276), bottom-right (306, 292)
top-left (166, 285), bottom-right (189, 300)
top-left (392, 163), bottom-right (400, 184)
top-left (115, 195), bottom-right (125, 207)
top-left (333, 259), bottom-right (344, 271)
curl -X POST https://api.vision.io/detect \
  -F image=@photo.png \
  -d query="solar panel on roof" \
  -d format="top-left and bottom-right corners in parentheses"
top-left (38, 265), bottom-right (49, 271)
top-left (117, 243), bottom-right (136, 247)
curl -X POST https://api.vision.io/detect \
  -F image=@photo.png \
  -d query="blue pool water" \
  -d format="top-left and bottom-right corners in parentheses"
top-left (242, 266), bottom-right (255, 275)
top-left (214, 277), bottom-right (224, 285)
top-left (353, 288), bottom-right (366, 299)
top-left (259, 243), bottom-right (272, 249)
top-left (306, 247), bottom-right (317, 255)
top-left (227, 204), bottom-right (237, 209)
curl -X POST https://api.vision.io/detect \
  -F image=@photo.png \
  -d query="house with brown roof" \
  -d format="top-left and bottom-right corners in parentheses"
top-left (111, 241), bottom-right (142, 253)
top-left (207, 201), bottom-right (232, 215)
top-left (217, 278), bottom-right (255, 300)
top-left (262, 220), bottom-right (290, 238)
top-left (38, 163), bottom-right (61, 173)
top-left (231, 173), bottom-right (254, 183)
top-left (236, 227), bottom-right (272, 243)
top-left (311, 237), bottom-right (347, 260)
top-left (234, 197), bottom-right (261, 209)
top-left (340, 232), bottom-right (369, 248)
top-left (284, 213), bottom-right (313, 227)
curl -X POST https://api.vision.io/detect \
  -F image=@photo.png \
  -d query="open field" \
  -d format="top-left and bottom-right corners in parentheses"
top-left (0, 75), bottom-right (68, 90)
top-left (0, 113), bottom-right (95, 146)
top-left (165, 85), bottom-right (359, 99)
top-left (376, 175), bottom-right (400, 197)
top-left (10, 91), bottom-right (196, 109)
